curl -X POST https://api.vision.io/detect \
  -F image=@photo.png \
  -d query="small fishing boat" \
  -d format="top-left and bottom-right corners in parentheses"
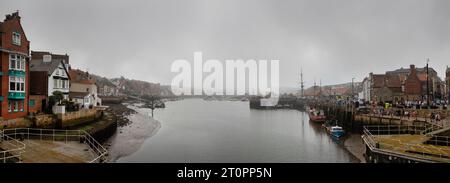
top-left (309, 108), bottom-right (326, 123)
top-left (329, 126), bottom-right (345, 138)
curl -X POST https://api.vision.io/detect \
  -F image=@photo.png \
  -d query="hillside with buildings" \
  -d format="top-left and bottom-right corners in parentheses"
top-left (303, 82), bottom-right (362, 98)
top-left (108, 77), bottom-right (174, 98)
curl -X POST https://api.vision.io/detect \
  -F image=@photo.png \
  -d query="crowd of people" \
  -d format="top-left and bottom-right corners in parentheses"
top-left (318, 96), bottom-right (449, 124)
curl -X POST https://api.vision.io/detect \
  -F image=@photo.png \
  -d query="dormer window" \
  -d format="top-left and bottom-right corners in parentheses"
top-left (12, 32), bottom-right (21, 46)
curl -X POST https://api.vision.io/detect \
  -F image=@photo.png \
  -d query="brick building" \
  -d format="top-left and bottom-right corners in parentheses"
top-left (403, 65), bottom-right (423, 101)
top-left (369, 73), bottom-right (403, 102)
top-left (363, 64), bottom-right (446, 103)
top-left (0, 12), bottom-right (30, 120)
top-left (386, 64), bottom-right (444, 100)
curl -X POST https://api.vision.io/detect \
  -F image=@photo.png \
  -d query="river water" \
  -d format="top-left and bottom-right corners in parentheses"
top-left (114, 98), bottom-right (358, 163)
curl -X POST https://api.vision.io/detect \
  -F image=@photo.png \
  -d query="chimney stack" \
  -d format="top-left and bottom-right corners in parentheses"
top-left (4, 11), bottom-right (20, 21)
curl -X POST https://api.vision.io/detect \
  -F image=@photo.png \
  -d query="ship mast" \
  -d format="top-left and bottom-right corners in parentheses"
top-left (319, 79), bottom-right (322, 96)
top-left (313, 78), bottom-right (317, 99)
top-left (300, 67), bottom-right (304, 97)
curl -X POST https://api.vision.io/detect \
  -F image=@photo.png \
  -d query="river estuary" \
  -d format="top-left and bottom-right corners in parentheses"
top-left (109, 98), bottom-right (359, 163)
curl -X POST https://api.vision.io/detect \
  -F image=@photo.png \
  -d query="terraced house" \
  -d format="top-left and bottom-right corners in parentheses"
top-left (0, 12), bottom-right (30, 120)
top-left (69, 69), bottom-right (101, 108)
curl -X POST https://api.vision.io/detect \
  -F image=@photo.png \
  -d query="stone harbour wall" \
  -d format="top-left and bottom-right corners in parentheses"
top-left (33, 114), bottom-right (56, 128)
top-left (0, 118), bottom-right (32, 129)
top-left (59, 109), bottom-right (101, 128)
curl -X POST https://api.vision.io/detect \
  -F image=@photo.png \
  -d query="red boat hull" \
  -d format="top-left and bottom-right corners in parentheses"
top-left (309, 113), bottom-right (326, 123)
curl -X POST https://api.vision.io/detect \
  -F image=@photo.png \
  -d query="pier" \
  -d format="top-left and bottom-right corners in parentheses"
top-left (312, 101), bottom-right (450, 163)
top-left (250, 97), bottom-right (450, 163)
top-left (362, 125), bottom-right (450, 163)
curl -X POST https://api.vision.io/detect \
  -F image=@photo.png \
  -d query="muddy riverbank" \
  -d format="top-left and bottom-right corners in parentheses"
top-left (105, 103), bottom-right (161, 162)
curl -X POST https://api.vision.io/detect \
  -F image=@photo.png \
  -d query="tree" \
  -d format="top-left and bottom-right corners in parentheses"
top-left (47, 91), bottom-right (64, 113)
top-left (142, 94), bottom-right (161, 117)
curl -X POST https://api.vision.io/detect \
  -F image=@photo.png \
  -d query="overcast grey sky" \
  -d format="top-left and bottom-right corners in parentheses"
top-left (1, 0), bottom-right (449, 87)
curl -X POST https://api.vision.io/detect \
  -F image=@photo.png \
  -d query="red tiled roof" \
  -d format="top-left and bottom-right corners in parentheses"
top-left (69, 69), bottom-right (95, 84)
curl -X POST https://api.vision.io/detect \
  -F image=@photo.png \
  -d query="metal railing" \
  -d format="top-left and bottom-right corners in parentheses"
top-left (1, 128), bottom-right (108, 163)
top-left (0, 131), bottom-right (26, 163)
top-left (363, 125), bottom-right (450, 163)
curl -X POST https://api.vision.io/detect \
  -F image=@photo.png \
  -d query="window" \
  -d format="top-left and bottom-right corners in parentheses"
top-left (20, 101), bottom-right (24, 112)
top-left (56, 69), bottom-right (60, 76)
top-left (17, 59), bottom-right (21, 70)
top-left (9, 54), bottom-right (26, 71)
top-left (12, 32), bottom-right (21, 45)
top-left (9, 76), bottom-right (25, 92)
top-left (9, 77), bottom-right (16, 91)
top-left (20, 77), bottom-right (25, 91)
top-left (62, 80), bottom-right (67, 89)
top-left (9, 54), bottom-right (16, 69)
top-left (21, 59), bottom-right (25, 70)
top-left (14, 101), bottom-right (19, 112)
top-left (29, 99), bottom-right (35, 107)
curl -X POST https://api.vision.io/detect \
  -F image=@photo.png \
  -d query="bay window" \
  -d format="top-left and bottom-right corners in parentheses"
top-left (9, 54), bottom-right (26, 71)
top-left (9, 76), bottom-right (25, 92)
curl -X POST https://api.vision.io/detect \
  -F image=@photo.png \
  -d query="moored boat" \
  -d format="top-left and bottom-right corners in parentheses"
top-left (308, 108), bottom-right (326, 123)
top-left (323, 120), bottom-right (345, 138)
top-left (329, 126), bottom-right (345, 138)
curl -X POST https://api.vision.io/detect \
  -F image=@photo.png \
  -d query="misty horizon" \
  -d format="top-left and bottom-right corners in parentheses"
top-left (1, 0), bottom-right (449, 88)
